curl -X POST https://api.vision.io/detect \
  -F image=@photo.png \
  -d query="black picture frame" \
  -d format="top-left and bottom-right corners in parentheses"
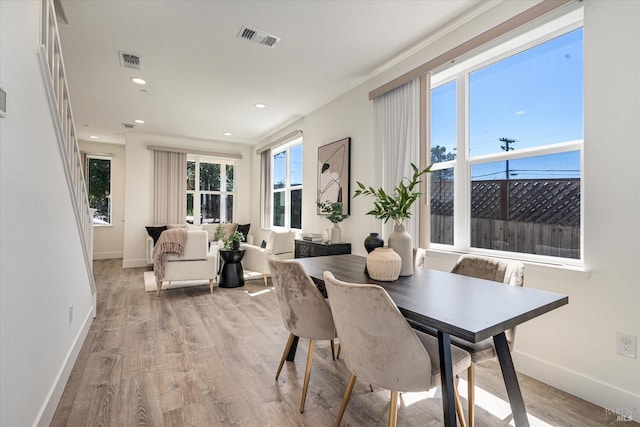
top-left (317, 137), bottom-right (350, 214)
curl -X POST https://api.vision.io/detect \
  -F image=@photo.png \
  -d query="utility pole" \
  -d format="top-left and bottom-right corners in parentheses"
top-left (499, 137), bottom-right (517, 179)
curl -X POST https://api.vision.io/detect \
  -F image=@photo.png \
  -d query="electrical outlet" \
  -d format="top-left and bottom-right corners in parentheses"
top-left (69, 305), bottom-right (73, 323)
top-left (616, 332), bottom-right (637, 358)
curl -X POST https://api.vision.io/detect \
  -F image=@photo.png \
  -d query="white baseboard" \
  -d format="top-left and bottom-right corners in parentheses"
top-left (513, 350), bottom-right (639, 422)
top-left (34, 304), bottom-right (95, 427)
top-left (93, 251), bottom-right (122, 260)
top-left (122, 258), bottom-right (150, 268)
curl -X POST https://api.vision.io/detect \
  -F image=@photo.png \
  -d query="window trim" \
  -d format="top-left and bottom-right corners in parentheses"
top-left (86, 154), bottom-right (112, 227)
top-left (427, 15), bottom-right (584, 267)
top-left (186, 155), bottom-right (237, 225)
top-left (270, 137), bottom-right (303, 230)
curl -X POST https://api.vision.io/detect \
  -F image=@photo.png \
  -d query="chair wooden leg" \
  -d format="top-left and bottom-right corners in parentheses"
top-left (468, 364), bottom-right (475, 427)
top-left (335, 374), bottom-right (357, 427)
top-left (336, 343), bottom-right (341, 359)
top-left (156, 280), bottom-right (162, 297)
top-left (209, 279), bottom-right (214, 293)
top-left (275, 333), bottom-right (295, 380)
top-left (388, 390), bottom-right (399, 427)
top-left (330, 339), bottom-right (335, 360)
top-left (300, 339), bottom-right (316, 413)
top-left (263, 274), bottom-right (268, 287)
top-left (453, 377), bottom-right (467, 427)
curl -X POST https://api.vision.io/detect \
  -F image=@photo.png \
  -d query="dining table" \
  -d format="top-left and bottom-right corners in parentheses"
top-left (292, 254), bottom-right (569, 427)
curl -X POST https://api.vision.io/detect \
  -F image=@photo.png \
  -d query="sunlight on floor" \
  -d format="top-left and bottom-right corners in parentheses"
top-left (401, 378), bottom-right (554, 427)
top-left (246, 288), bottom-right (273, 297)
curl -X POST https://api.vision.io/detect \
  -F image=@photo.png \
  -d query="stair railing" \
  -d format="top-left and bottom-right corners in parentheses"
top-left (38, 0), bottom-right (96, 294)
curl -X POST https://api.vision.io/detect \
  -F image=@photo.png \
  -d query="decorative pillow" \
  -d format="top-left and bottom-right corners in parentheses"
top-left (260, 240), bottom-right (267, 249)
top-left (219, 223), bottom-right (237, 241)
top-left (237, 223), bottom-right (251, 242)
top-left (145, 225), bottom-right (167, 246)
top-left (201, 223), bottom-right (218, 242)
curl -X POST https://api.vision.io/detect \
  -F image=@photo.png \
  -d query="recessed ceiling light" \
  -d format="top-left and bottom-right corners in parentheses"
top-left (89, 135), bottom-right (98, 139)
top-left (255, 103), bottom-right (266, 109)
top-left (223, 132), bottom-right (232, 136)
top-left (134, 119), bottom-right (144, 124)
top-left (130, 77), bottom-right (146, 85)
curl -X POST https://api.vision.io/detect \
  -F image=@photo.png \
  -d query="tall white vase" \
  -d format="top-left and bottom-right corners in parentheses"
top-left (330, 224), bottom-right (341, 243)
top-left (388, 224), bottom-right (413, 276)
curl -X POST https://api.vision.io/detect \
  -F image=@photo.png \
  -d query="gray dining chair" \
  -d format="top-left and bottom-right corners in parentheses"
top-left (449, 254), bottom-right (525, 427)
top-left (323, 271), bottom-right (471, 427)
top-left (269, 258), bottom-right (336, 413)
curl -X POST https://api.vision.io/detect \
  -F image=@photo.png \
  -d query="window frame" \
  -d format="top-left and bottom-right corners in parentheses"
top-left (427, 16), bottom-right (584, 266)
top-left (270, 137), bottom-right (303, 230)
top-left (86, 154), bottom-right (112, 227)
top-left (186, 155), bottom-right (236, 225)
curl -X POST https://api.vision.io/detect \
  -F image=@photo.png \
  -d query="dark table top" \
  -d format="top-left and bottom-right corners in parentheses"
top-left (296, 254), bottom-right (569, 343)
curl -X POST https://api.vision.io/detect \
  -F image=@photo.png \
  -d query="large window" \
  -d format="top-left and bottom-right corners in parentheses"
top-left (429, 23), bottom-right (583, 261)
top-left (86, 155), bottom-right (111, 225)
top-left (187, 156), bottom-right (235, 224)
top-left (272, 140), bottom-right (302, 229)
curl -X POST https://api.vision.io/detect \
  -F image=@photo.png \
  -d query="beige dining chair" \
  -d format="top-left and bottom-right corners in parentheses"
top-left (323, 271), bottom-right (471, 427)
top-left (414, 247), bottom-right (428, 267)
top-left (449, 254), bottom-right (525, 427)
top-left (268, 258), bottom-right (336, 413)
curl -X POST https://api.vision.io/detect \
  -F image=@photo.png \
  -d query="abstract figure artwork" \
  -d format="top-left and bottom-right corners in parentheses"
top-left (317, 137), bottom-right (350, 214)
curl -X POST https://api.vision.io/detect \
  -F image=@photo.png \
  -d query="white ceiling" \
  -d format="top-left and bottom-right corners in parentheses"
top-left (57, 0), bottom-right (491, 146)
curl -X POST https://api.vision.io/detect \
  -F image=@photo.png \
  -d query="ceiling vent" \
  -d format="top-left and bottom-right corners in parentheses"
top-left (119, 51), bottom-right (143, 70)
top-left (122, 123), bottom-right (135, 129)
top-left (237, 25), bottom-right (280, 48)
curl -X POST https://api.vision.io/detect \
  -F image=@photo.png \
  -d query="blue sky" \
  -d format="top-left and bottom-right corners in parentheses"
top-left (431, 27), bottom-right (583, 180)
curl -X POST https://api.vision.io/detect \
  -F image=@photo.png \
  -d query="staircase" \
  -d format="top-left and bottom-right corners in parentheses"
top-left (38, 0), bottom-right (96, 294)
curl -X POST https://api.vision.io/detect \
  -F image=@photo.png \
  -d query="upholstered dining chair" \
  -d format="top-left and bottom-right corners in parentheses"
top-left (323, 271), bottom-right (471, 427)
top-left (414, 247), bottom-right (428, 268)
top-left (449, 254), bottom-right (525, 427)
top-left (268, 257), bottom-right (336, 413)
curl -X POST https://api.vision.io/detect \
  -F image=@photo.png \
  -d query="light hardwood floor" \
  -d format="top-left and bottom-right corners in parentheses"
top-left (51, 259), bottom-right (635, 427)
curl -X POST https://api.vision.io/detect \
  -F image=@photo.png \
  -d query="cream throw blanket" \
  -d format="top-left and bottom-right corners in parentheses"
top-left (153, 228), bottom-right (188, 285)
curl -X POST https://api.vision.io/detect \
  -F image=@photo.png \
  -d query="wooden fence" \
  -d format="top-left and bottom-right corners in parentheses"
top-left (430, 178), bottom-right (580, 259)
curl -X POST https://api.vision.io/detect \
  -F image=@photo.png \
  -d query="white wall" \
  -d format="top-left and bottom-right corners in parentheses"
top-left (79, 140), bottom-right (126, 259)
top-left (122, 133), bottom-right (253, 267)
top-left (0, 1), bottom-right (96, 426)
top-left (252, 0), bottom-right (640, 418)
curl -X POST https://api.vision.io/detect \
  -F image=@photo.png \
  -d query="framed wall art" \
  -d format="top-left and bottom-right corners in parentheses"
top-left (317, 137), bottom-right (350, 214)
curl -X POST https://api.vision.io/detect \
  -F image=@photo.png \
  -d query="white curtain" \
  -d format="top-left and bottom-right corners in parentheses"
top-left (372, 78), bottom-right (420, 240)
top-left (260, 148), bottom-right (272, 229)
top-left (153, 150), bottom-right (187, 224)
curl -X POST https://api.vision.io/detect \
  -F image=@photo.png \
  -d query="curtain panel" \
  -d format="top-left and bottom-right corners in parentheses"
top-left (152, 150), bottom-right (187, 224)
top-left (260, 149), bottom-right (272, 229)
top-left (372, 78), bottom-right (421, 240)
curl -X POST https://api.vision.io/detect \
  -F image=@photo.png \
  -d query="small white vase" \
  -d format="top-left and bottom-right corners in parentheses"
top-left (330, 224), bottom-right (341, 243)
top-left (366, 247), bottom-right (401, 281)
top-left (388, 223), bottom-right (413, 276)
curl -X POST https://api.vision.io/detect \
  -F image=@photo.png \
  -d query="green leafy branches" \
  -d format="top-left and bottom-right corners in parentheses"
top-left (353, 163), bottom-right (432, 225)
top-left (223, 231), bottom-right (244, 249)
top-left (316, 201), bottom-right (349, 224)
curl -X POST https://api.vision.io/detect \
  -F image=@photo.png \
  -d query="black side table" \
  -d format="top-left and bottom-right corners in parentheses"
top-left (218, 249), bottom-right (245, 288)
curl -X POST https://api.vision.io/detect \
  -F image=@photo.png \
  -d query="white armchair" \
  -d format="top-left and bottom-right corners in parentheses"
top-left (241, 230), bottom-right (295, 286)
top-left (153, 229), bottom-right (218, 295)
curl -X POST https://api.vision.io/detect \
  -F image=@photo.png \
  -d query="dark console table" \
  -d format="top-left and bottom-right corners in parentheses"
top-left (294, 239), bottom-right (351, 258)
